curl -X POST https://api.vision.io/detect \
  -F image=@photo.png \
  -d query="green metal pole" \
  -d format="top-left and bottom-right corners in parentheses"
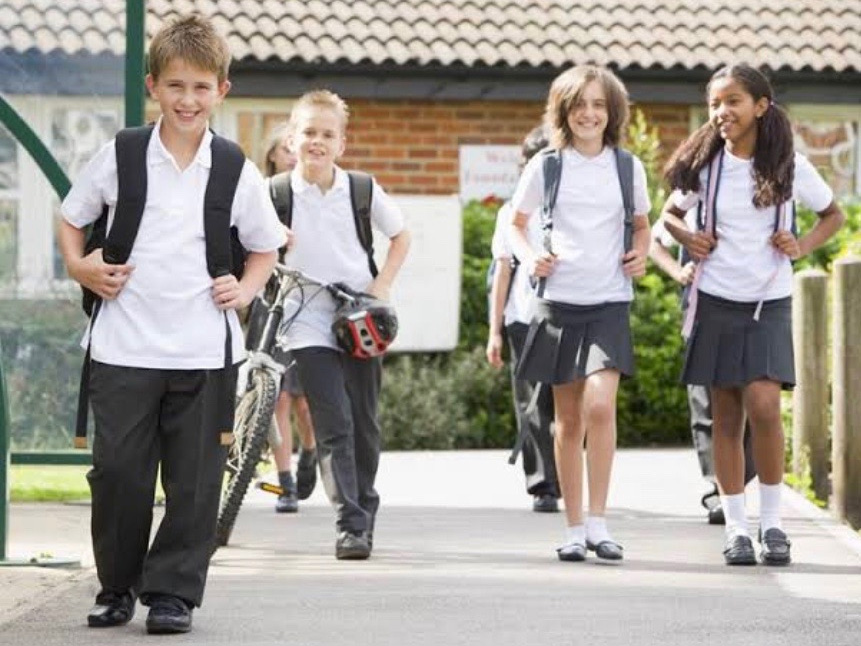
top-left (126, 0), bottom-right (146, 127)
top-left (0, 338), bottom-right (10, 561)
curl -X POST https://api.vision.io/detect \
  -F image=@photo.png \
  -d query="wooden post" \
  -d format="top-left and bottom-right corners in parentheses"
top-left (792, 269), bottom-right (829, 500)
top-left (832, 257), bottom-right (861, 527)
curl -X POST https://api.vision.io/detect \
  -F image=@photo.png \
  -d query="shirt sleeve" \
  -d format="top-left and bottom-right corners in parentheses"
top-left (510, 153), bottom-right (543, 218)
top-left (231, 160), bottom-right (287, 252)
top-left (793, 153), bottom-right (834, 214)
top-left (490, 202), bottom-right (514, 260)
top-left (60, 140), bottom-right (116, 229)
top-left (369, 179), bottom-right (405, 238)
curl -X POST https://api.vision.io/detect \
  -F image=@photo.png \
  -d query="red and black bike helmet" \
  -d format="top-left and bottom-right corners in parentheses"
top-left (331, 290), bottom-right (399, 359)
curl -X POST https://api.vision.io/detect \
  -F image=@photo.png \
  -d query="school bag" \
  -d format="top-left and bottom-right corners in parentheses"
top-left (534, 147), bottom-right (635, 298)
top-left (74, 124), bottom-right (248, 448)
top-left (268, 170), bottom-right (377, 277)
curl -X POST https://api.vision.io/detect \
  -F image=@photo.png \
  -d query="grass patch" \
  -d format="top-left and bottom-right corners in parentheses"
top-left (8, 465), bottom-right (91, 502)
top-left (7, 465), bottom-right (181, 503)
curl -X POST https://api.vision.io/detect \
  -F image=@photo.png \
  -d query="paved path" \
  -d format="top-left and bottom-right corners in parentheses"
top-left (2, 449), bottom-right (860, 645)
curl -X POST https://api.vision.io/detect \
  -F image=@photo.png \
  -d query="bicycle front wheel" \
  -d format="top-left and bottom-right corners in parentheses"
top-left (215, 367), bottom-right (278, 548)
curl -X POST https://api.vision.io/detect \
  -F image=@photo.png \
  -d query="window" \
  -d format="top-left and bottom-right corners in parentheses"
top-left (0, 123), bottom-right (19, 285)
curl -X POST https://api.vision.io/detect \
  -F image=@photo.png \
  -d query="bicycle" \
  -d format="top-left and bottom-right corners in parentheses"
top-left (215, 265), bottom-right (359, 548)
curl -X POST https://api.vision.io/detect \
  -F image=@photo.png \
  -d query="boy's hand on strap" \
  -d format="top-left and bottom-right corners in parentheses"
top-left (486, 333), bottom-right (504, 369)
top-left (622, 249), bottom-right (646, 278)
top-left (684, 231), bottom-right (716, 262)
top-left (530, 252), bottom-right (557, 278)
top-left (212, 274), bottom-right (251, 311)
top-left (771, 230), bottom-right (801, 260)
top-left (72, 248), bottom-right (134, 300)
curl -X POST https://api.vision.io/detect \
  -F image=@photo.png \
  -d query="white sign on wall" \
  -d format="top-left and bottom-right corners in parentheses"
top-left (458, 145), bottom-right (520, 202)
top-left (374, 194), bottom-right (462, 352)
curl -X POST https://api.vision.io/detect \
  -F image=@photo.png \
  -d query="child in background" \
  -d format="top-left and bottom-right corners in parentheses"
top-left (486, 124), bottom-right (560, 514)
top-left (279, 90), bottom-right (411, 560)
top-left (260, 121), bottom-right (318, 512)
top-left (649, 212), bottom-right (757, 524)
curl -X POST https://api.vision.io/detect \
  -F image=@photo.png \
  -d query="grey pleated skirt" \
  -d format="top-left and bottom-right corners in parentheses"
top-left (516, 300), bottom-right (634, 384)
top-left (682, 291), bottom-right (794, 390)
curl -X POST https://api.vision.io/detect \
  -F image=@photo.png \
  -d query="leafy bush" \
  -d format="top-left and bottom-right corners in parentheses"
top-left (794, 200), bottom-right (861, 271)
top-left (379, 347), bottom-right (514, 450)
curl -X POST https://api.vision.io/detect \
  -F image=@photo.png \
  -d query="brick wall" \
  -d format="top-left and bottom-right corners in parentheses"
top-left (340, 99), bottom-right (691, 195)
top-left (341, 99), bottom-right (544, 195)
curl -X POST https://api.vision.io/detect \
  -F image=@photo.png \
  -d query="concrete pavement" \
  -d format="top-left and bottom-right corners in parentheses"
top-left (1, 449), bottom-right (861, 645)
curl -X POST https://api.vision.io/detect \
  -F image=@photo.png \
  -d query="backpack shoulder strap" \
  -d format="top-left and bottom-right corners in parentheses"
top-left (347, 170), bottom-right (378, 277)
top-left (103, 125), bottom-right (154, 264)
top-left (614, 147), bottom-right (635, 253)
top-left (541, 148), bottom-right (562, 240)
top-left (204, 133), bottom-right (246, 279)
top-left (269, 171), bottom-right (293, 227)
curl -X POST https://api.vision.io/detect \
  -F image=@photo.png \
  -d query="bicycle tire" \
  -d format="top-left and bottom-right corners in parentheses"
top-left (215, 367), bottom-right (278, 548)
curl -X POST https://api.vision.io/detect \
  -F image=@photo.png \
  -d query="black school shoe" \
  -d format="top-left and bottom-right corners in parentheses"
top-left (586, 539), bottom-right (624, 561)
top-left (335, 531), bottom-right (371, 560)
top-left (296, 448), bottom-right (318, 500)
top-left (532, 494), bottom-right (560, 513)
top-left (87, 589), bottom-right (136, 628)
top-left (145, 594), bottom-right (193, 634)
top-left (723, 534), bottom-right (757, 565)
top-left (557, 541), bottom-right (587, 562)
top-left (759, 528), bottom-right (792, 566)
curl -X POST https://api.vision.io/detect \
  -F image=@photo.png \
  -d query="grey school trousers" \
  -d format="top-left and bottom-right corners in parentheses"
top-left (506, 322), bottom-right (559, 497)
top-left (87, 361), bottom-right (232, 607)
top-left (293, 347), bottom-right (382, 534)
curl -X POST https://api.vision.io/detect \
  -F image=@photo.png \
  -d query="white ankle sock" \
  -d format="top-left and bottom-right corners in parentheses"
top-left (759, 482), bottom-right (783, 533)
top-left (720, 493), bottom-right (749, 538)
top-left (585, 516), bottom-right (612, 544)
top-left (565, 524), bottom-right (586, 546)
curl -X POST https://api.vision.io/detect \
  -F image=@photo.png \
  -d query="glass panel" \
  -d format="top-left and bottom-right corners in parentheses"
top-left (0, 199), bottom-right (16, 281)
top-left (50, 108), bottom-right (120, 178)
top-left (0, 122), bottom-right (18, 191)
top-left (793, 120), bottom-right (857, 196)
top-left (1, 19), bottom-right (126, 450)
top-left (50, 108), bottom-right (121, 280)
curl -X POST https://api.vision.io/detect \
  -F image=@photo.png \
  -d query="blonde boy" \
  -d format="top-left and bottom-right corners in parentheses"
top-left (279, 90), bottom-right (410, 559)
top-left (58, 15), bottom-right (284, 633)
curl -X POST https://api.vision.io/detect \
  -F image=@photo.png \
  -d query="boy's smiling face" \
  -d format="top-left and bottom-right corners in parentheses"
top-left (287, 105), bottom-right (346, 175)
top-left (145, 58), bottom-right (230, 140)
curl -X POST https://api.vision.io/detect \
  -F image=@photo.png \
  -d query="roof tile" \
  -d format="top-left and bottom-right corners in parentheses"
top-left (0, 0), bottom-right (857, 74)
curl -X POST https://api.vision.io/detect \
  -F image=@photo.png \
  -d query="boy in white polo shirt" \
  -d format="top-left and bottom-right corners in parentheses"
top-left (57, 15), bottom-right (284, 634)
top-left (280, 90), bottom-right (410, 560)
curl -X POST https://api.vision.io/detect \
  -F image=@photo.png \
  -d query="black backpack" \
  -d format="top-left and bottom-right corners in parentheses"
top-left (268, 170), bottom-right (377, 277)
top-left (75, 124), bottom-right (247, 448)
top-left (81, 124), bottom-right (247, 316)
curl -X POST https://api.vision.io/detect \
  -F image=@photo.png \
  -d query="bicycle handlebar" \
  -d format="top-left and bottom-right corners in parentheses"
top-left (273, 264), bottom-right (357, 305)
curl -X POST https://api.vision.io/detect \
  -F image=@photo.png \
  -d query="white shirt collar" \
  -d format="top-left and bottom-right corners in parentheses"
top-left (563, 146), bottom-right (614, 168)
top-left (148, 117), bottom-right (214, 169)
top-left (290, 165), bottom-right (350, 196)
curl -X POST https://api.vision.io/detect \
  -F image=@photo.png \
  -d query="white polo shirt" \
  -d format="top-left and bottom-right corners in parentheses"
top-left (670, 151), bottom-right (833, 302)
top-left (62, 119), bottom-right (286, 369)
top-left (281, 166), bottom-right (405, 350)
top-left (490, 201), bottom-right (538, 326)
top-left (511, 146), bottom-right (651, 305)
